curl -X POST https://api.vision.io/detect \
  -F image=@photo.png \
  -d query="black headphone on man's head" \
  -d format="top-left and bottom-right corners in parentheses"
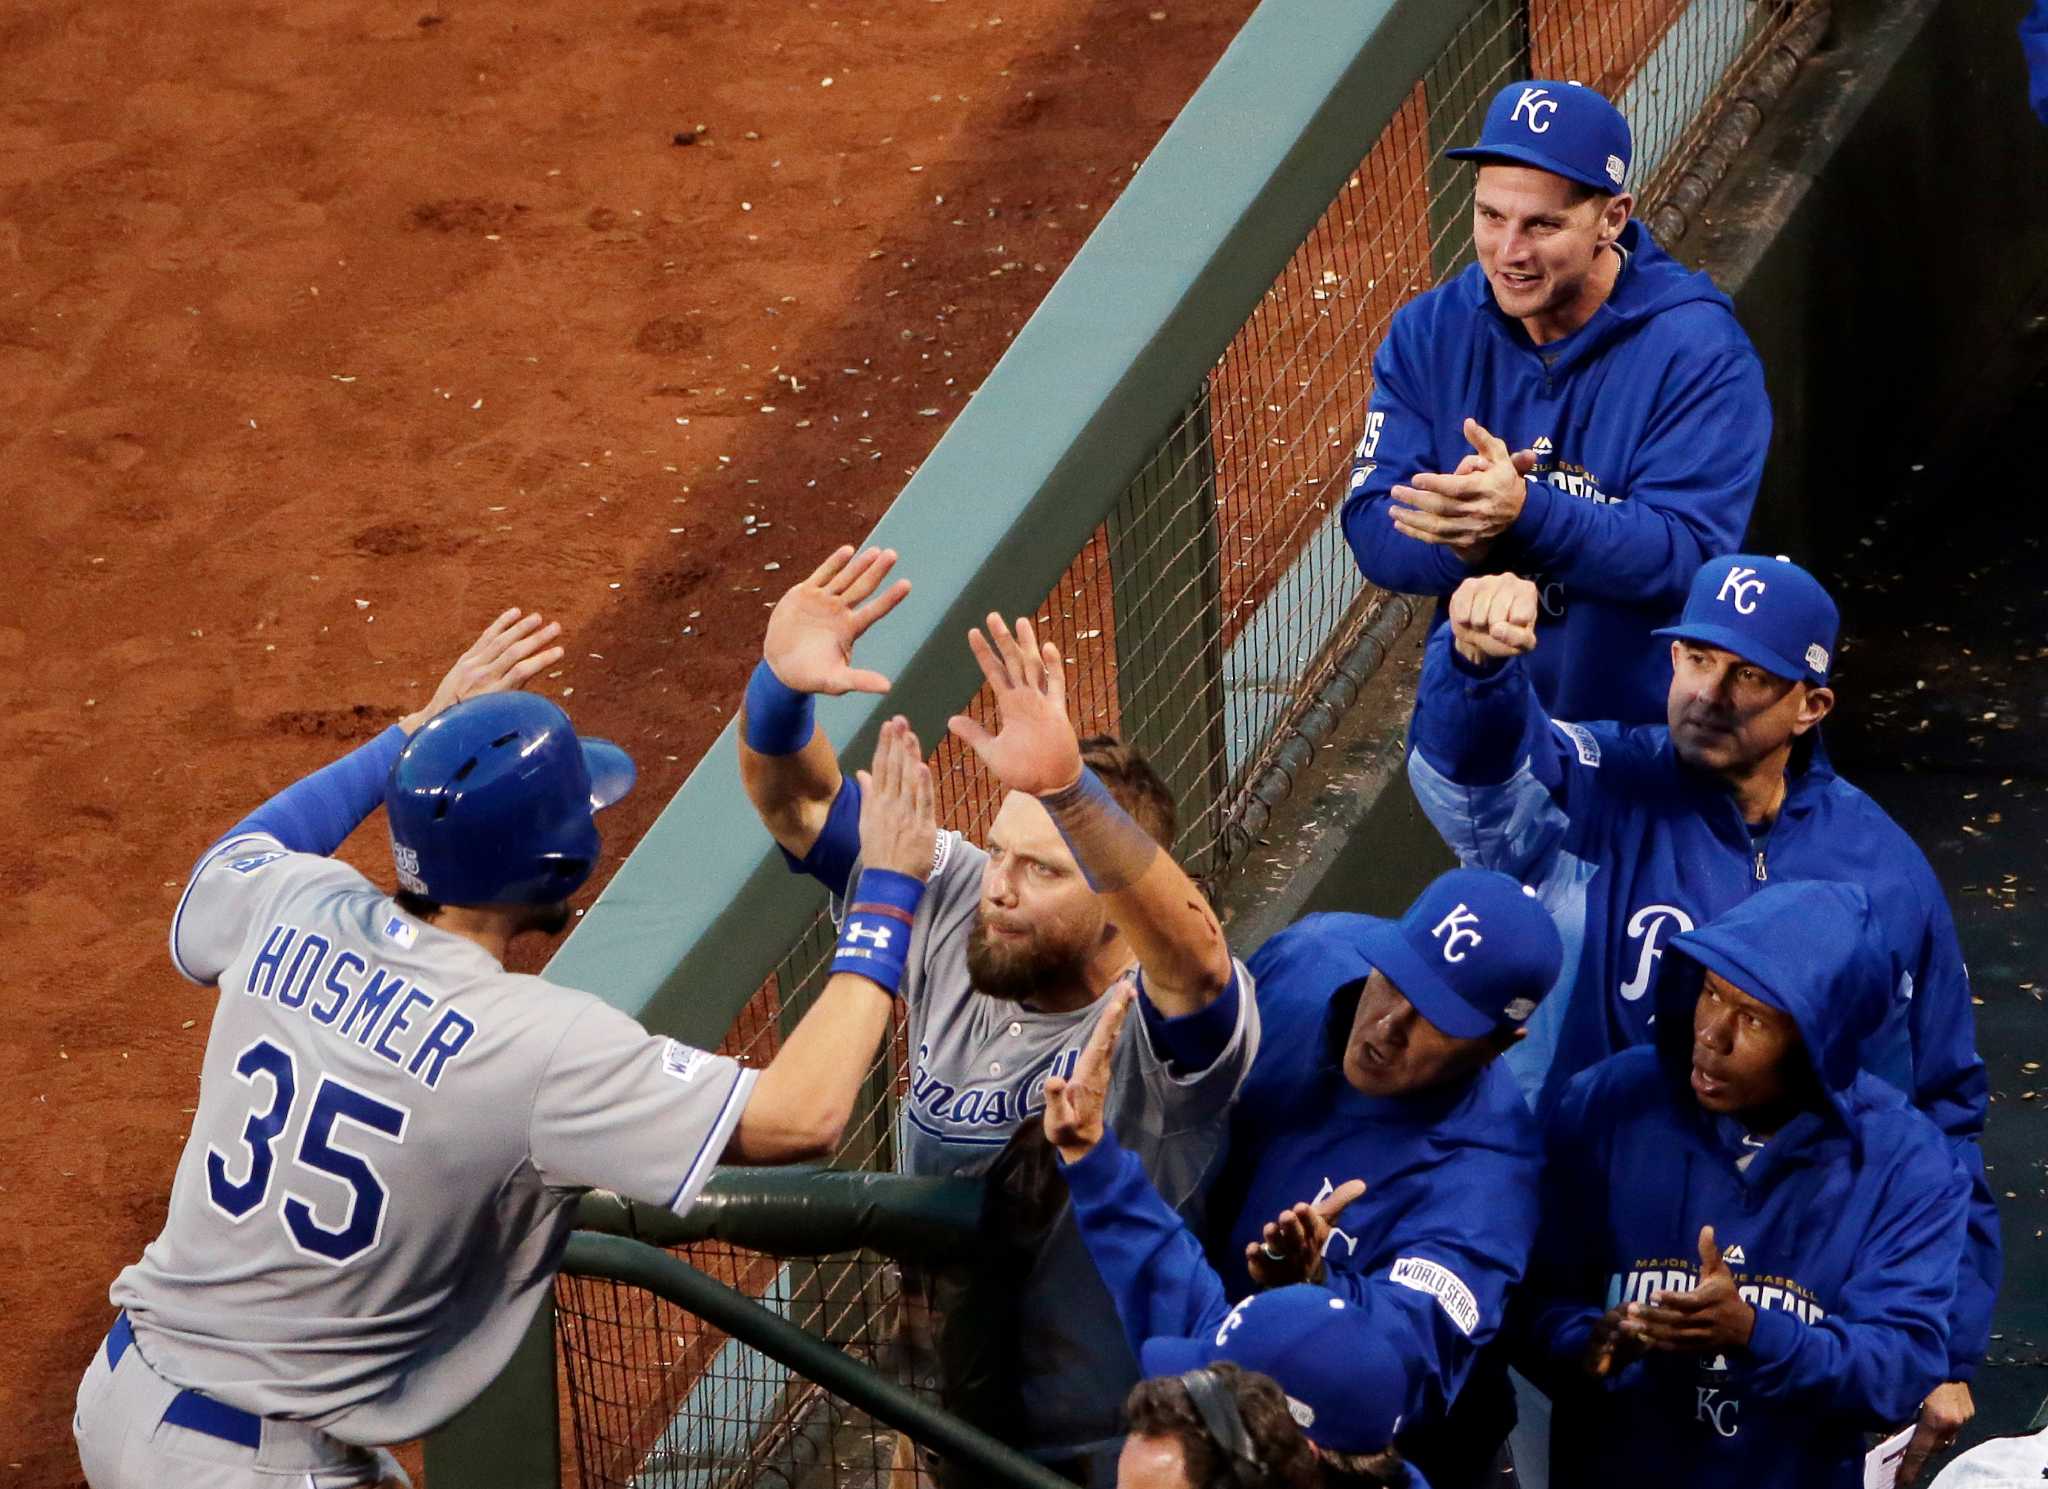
top-left (1178, 1368), bottom-right (1266, 1489)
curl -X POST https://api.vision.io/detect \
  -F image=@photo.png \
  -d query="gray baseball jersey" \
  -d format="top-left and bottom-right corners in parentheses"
top-left (110, 833), bottom-right (756, 1445)
top-left (884, 830), bottom-right (1258, 1189)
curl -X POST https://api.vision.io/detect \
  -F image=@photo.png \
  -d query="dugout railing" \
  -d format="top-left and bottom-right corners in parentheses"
top-left (426, 1), bottom-right (1831, 1484)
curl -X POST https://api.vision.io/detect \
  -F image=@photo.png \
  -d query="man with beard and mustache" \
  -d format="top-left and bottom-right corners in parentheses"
top-left (740, 547), bottom-right (1251, 1486)
top-left (79, 612), bottom-right (926, 1489)
top-left (1405, 553), bottom-right (1996, 1471)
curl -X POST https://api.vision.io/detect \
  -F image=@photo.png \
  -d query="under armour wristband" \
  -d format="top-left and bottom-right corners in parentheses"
top-left (1038, 766), bottom-right (1160, 893)
top-left (743, 659), bottom-right (816, 755)
top-left (831, 867), bottom-right (926, 997)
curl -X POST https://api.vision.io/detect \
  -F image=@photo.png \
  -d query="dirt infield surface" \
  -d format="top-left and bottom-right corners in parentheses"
top-left (0, 2), bottom-right (1255, 1482)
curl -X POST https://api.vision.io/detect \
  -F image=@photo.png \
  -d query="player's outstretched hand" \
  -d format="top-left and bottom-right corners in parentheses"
top-left (1448, 573), bottom-right (1541, 665)
top-left (763, 545), bottom-right (913, 696)
top-left (948, 613), bottom-right (1082, 796)
top-left (854, 717), bottom-right (937, 881)
top-left (1042, 983), bottom-right (1135, 1164)
top-left (400, 608), bottom-right (567, 735)
top-left (1243, 1180), bottom-right (1366, 1288)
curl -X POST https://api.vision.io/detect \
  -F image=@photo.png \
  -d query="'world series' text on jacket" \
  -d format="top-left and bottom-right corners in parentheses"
top-left (1519, 883), bottom-right (1970, 1489)
top-left (1404, 627), bottom-right (1998, 1378)
top-left (1342, 219), bottom-right (1769, 724)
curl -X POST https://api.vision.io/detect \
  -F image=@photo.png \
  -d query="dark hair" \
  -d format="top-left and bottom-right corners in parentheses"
top-left (1079, 735), bottom-right (1178, 850)
top-left (1562, 179), bottom-right (1615, 209)
top-left (394, 890), bottom-right (442, 921)
top-left (1318, 1448), bottom-right (1414, 1488)
top-left (1123, 1364), bottom-right (1320, 1489)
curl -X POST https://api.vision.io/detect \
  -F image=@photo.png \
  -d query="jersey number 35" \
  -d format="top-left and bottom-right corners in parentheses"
top-left (205, 1037), bottom-right (410, 1265)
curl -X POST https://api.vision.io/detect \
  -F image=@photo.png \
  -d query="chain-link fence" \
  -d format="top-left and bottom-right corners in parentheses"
top-left (555, 2), bottom-right (1827, 1484)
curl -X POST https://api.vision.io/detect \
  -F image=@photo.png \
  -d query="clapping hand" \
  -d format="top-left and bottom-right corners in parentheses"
top-left (1390, 417), bottom-right (1537, 554)
top-left (855, 717), bottom-right (937, 881)
top-left (1622, 1225), bottom-right (1756, 1356)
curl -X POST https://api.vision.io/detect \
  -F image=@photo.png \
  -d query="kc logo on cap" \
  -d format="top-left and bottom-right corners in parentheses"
top-left (1715, 565), bottom-right (1768, 614)
top-left (1509, 86), bottom-right (1559, 134)
top-left (1431, 903), bottom-right (1484, 963)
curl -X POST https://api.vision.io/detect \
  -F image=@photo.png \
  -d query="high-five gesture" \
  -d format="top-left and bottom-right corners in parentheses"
top-left (401, 608), bottom-right (567, 735)
top-left (854, 718), bottom-right (937, 882)
top-left (1042, 984), bottom-right (1136, 1163)
top-left (948, 613), bottom-right (1083, 795)
top-left (1624, 1225), bottom-right (1756, 1356)
top-left (1243, 1180), bottom-right (1368, 1288)
top-left (762, 545), bottom-right (913, 696)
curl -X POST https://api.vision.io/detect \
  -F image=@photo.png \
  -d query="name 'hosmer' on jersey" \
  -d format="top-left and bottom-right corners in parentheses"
top-left (77, 611), bottom-right (908, 1489)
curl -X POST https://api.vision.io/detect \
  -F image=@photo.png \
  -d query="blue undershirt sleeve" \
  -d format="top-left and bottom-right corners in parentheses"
top-left (1136, 965), bottom-right (1241, 1075)
top-left (777, 774), bottom-right (864, 900)
top-left (219, 725), bottom-right (410, 860)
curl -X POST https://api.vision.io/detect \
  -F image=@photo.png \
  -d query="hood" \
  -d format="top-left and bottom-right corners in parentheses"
top-left (1466, 220), bottom-right (1735, 363)
top-left (1651, 880), bottom-right (1892, 1128)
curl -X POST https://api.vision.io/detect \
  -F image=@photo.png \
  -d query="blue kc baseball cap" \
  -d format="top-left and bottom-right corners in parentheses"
top-left (1139, 1287), bottom-right (1410, 1455)
top-left (1653, 553), bottom-right (1840, 686)
top-left (1353, 868), bottom-right (1564, 1039)
top-left (1445, 80), bottom-right (1633, 194)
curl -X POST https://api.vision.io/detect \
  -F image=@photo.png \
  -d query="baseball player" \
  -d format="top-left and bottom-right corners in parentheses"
top-left (1040, 870), bottom-right (1562, 1489)
top-left (75, 609), bottom-right (934, 1489)
top-left (1342, 80), bottom-right (1769, 724)
top-left (740, 546), bottom-right (1255, 1484)
top-left (1520, 882), bottom-right (1971, 1488)
top-left (1406, 555), bottom-right (1998, 1462)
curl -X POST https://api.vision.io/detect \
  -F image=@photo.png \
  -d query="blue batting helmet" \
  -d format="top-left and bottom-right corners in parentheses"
top-left (386, 693), bottom-right (636, 906)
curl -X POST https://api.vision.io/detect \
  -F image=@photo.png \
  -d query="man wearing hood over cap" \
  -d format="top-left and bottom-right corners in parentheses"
top-left (1406, 553), bottom-right (1998, 1458)
top-left (1043, 869), bottom-right (1564, 1489)
top-left (1343, 80), bottom-right (1769, 725)
top-left (1519, 881), bottom-right (1972, 1488)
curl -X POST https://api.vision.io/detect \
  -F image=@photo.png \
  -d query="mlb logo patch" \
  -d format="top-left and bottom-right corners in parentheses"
top-left (382, 915), bottom-right (419, 949)
top-left (662, 1039), bottom-right (713, 1085)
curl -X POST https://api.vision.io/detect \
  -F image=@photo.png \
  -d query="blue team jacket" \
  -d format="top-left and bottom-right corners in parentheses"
top-left (1521, 882), bottom-right (1970, 1489)
top-left (1342, 220), bottom-right (1769, 724)
top-left (1404, 627), bottom-right (1998, 1376)
top-left (1090, 912), bottom-right (1540, 1468)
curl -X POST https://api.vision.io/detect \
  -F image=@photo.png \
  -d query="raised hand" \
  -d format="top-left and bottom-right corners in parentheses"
top-left (1624, 1225), bottom-right (1756, 1356)
top-left (1243, 1180), bottom-right (1367, 1288)
top-left (762, 545), bottom-right (914, 696)
top-left (854, 718), bottom-right (938, 881)
top-left (1448, 573), bottom-right (1542, 664)
top-left (401, 608), bottom-right (567, 734)
top-left (1391, 417), bottom-right (1532, 548)
top-left (947, 613), bottom-right (1083, 796)
top-left (1042, 983), bottom-right (1135, 1163)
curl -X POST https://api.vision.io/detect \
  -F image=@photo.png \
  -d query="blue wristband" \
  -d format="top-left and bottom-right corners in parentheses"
top-left (743, 659), bottom-right (816, 755)
top-left (832, 868), bottom-right (926, 998)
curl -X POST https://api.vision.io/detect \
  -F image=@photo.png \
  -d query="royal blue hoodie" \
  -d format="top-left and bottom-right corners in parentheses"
top-left (1520, 881), bottom-right (1970, 1489)
top-left (1064, 913), bottom-right (1541, 1485)
top-left (1342, 219), bottom-right (1768, 724)
top-left (1406, 627), bottom-right (1998, 1377)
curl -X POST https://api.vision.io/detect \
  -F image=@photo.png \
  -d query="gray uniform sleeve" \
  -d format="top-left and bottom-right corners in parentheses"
top-left (1104, 956), bottom-right (1261, 1208)
top-left (529, 999), bottom-right (759, 1214)
top-left (168, 833), bottom-right (314, 985)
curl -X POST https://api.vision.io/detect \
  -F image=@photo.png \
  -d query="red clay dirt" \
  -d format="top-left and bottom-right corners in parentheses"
top-left (0, 2), bottom-right (1257, 1483)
